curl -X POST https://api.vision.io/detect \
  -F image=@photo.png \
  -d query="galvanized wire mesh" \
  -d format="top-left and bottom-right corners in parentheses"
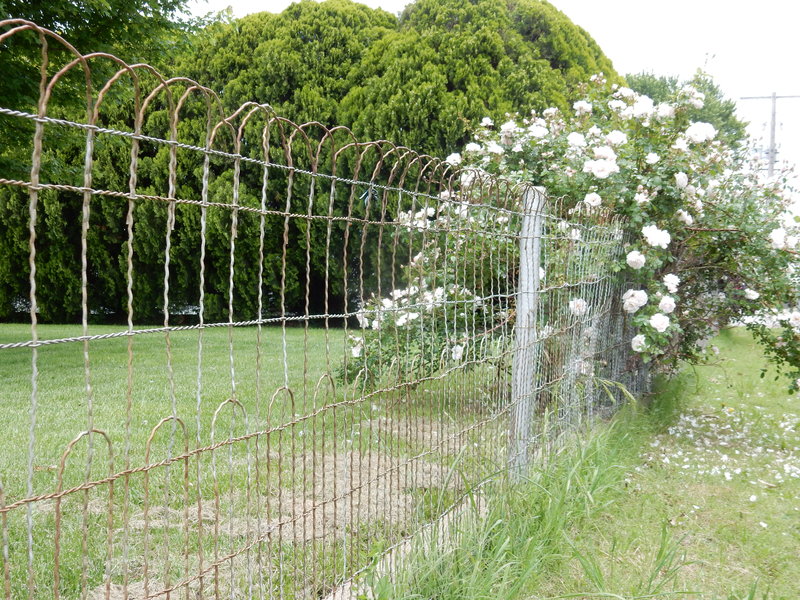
top-left (0, 20), bottom-right (648, 600)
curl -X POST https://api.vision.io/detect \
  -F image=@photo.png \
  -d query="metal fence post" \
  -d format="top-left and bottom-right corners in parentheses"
top-left (508, 186), bottom-right (546, 481)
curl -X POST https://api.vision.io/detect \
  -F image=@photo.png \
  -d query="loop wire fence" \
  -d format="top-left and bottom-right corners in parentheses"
top-left (0, 20), bottom-right (648, 599)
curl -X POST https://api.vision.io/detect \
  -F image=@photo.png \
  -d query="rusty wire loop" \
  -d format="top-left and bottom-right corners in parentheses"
top-left (0, 19), bottom-right (648, 600)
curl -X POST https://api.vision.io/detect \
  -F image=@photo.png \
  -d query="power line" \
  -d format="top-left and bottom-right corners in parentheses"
top-left (740, 93), bottom-right (800, 176)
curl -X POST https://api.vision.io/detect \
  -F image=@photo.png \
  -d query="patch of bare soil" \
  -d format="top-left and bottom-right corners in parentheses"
top-left (359, 416), bottom-right (465, 454)
top-left (266, 449), bottom-right (460, 543)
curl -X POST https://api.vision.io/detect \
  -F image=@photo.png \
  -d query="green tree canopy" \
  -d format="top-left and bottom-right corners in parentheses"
top-left (181, 0), bottom-right (622, 157)
top-left (0, 0), bottom-right (624, 323)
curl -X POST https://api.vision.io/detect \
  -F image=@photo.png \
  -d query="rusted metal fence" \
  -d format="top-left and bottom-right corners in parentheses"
top-left (0, 20), bottom-right (648, 599)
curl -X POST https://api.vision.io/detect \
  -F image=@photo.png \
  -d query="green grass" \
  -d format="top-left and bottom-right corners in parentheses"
top-left (364, 328), bottom-right (800, 600)
top-left (0, 323), bottom-right (510, 598)
top-left (539, 328), bottom-right (800, 599)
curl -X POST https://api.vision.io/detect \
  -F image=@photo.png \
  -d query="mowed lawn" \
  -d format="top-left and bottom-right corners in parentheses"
top-left (0, 322), bottom-right (498, 599)
top-left (0, 323), bottom-right (344, 502)
top-left (0, 323), bottom-right (361, 598)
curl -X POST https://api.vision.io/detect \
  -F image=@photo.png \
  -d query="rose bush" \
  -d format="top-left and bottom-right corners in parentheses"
top-left (338, 196), bottom-right (518, 387)
top-left (462, 74), bottom-right (800, 388)
top-left (343, 73), bottom-right (800, 391)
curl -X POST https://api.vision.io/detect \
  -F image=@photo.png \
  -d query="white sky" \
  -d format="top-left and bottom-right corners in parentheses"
top-left (187, 0), bottom-right (800, 193)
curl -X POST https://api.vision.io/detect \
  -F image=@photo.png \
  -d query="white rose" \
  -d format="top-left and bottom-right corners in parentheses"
top-left (790, 311), bottom-right (800, 329)
top-left (622, 289), bottom-right (648, 313)
top-left (663, 273), bottom-right (680, 294)
top-left (500, 120), bottom-right (516, 132)
top-left (567, 132), bottom-right (587, 147)
top-left (674, 172), bottom-right (689, 189)
top-left (685, 121), bottom-right (717, 143)
top-left (634, 191), bottom-right (650, 205)
top-left (480, 116), bottom-right (494, 127)
top-left (617, 87), bottom-right (636, 99)
top-left (445, 152), bottom-right (462, 166)
top-left (626, 250), bottom-right (646, 269)
top-left (631, 334), bottom-right (647, 352)
top-left (656, 103), bottom-right (675, 119)
top-left (672, 137), bottom-right (689, 152)
top-left (606, 130), bottom-right (628, 145)
top-left (675, 209), bottom-right (694, 226)
top-left (587, 125), bottom-right (602, 137)
top-left (528, 124), bottom-right (548, 138)
top-left (584, 192), bottom-right (602, 207)
top-left (569, 298), bottom-right (589, 316)
top-left (573, 100), bottom-right (593, 115)
top-left (632, 95), bottom-right (655, 118)
top-left (465, 142), bottom-right (481, 153)
top-left (649, 313), bottom-right (670, 333)
top-left (744, 289), bottom-right (760, 300)
top-left (608, 99), bottom-right (627, 112)
top-left (451, 344), bottom-right (464, 362)
top-left (593, 145), bottom-right (618, 161)
top-left (583, 158), bottom-right (620, 179)
top-left (642, 224), bottom-right (671, 249)
top-left (769, 227), bottom-right (787, 250)
top-left (658, 296), bottom-right (676, 314)
top-left (486, 141), bottom-right (504, 155)
top-left (645, 152), bottom-right (660, 165)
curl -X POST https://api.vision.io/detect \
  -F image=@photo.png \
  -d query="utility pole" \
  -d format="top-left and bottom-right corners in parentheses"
top-left (740, 93), bottom-right (800, 176)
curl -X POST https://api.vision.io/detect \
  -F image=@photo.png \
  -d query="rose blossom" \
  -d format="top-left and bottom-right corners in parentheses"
top-left (622, 289), bottom-right (648, 313)
top-left (584, 192), bottom-right (602, 207)
top-left (649, 313), bottom-right (670, 333)
top-left (573, 100), bottom-right (592, 115)
top-left (606, 130), bottom-right (628, 145)
top-left (642, 224), bottom-right (671, 249)
top-left (769, 227), bottom-right (786, 250)
top-left (645, 152), bottom-right (660, 164)
top-left (569, 298), bottom-right (589, 316)
top-left (658, 296), bottom-right (676, 314)
top-left (675, 209), bottom-right (694, 225)
top-left (583, 158), bottom-right (619, 179)
top-left (631, 334), bottom-right (647, 352)
top-left (626, 250), bottom-right (646, 269)
top-left (685, 121), bottom-right (717, 143)
top-left (663, 273), bottom-right (680, 294)
top-left (567, 132), bottom-right (587, 147)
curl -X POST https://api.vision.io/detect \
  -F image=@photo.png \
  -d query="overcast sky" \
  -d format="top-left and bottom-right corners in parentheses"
top-left (187, 0), bottom-right (800, 191)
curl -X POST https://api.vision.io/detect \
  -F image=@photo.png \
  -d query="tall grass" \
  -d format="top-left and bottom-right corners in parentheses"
top-left (365, 394), bottom-right (681, 600)
top-left (369, 329), bottom-right (800, 600)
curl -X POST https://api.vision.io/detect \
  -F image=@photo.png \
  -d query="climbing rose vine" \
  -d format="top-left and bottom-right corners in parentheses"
top-left (343, 74), bottom-right (800, 391)
top-left (459, 74), bottom-right (800, 387)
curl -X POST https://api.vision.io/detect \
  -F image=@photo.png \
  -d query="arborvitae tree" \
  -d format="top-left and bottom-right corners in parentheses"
top-left (0, 0), bottom-right (624, 322)
top-left (182, 0), bottom-right (621, 157)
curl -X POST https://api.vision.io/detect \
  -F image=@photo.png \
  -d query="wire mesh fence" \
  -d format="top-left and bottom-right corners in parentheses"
top-left (0, 20), bottom-right (648, 599)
